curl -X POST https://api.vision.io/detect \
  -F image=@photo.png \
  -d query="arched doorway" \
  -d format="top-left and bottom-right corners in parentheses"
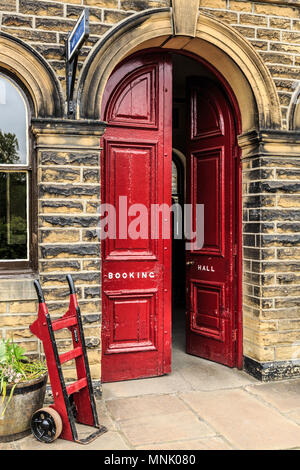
top-left (100, 49), bottom-right (242, 383)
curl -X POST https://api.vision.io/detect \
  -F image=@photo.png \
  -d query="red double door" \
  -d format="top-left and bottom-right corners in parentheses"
top-left (101, 52), bottom-right (240, 383)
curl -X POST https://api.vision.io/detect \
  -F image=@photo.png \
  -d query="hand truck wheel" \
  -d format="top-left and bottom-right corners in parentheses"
top-left (31, 407), bottom-right (63, 443)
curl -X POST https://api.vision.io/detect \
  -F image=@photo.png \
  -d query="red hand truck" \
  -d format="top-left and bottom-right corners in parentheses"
top-left (29, 275), bottom-right (107, 444)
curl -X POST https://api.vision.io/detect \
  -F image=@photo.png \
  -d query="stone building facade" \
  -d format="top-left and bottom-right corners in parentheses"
top-left (0, 0), bottom-right (300, 387)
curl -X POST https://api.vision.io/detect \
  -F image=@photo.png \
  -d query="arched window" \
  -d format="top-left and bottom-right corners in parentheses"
top-left (0, 72), bottom-right (35, 271)
top-left (172, 151), bottom-right (184, 206)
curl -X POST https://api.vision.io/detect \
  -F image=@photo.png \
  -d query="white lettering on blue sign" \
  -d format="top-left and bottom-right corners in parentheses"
top-left (68, 9), bottom-right (89, 61)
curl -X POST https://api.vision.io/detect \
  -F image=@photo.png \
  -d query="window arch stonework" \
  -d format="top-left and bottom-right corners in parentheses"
top-left (0, 32), bottom-right (63, 119)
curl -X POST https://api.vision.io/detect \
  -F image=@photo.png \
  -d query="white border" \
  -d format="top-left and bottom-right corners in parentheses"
top-left (0, 73), bottom-right (30, 261)
top-left (68, 9), bottom-right (87, 62)
top-left (0, 73), bottom-right (29, 167)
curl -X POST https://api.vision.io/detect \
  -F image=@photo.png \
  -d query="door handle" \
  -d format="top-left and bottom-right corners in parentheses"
top-left (186, 261), bottom-right (195, 266)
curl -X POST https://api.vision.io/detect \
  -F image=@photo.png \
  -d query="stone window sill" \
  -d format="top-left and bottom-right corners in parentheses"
top-left (0, 276), bottom-right (38, 302)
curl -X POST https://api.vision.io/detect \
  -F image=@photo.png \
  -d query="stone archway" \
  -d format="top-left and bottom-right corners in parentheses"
top-left (288, 83), bottom-right (300, 130)
top-left (77, 5), bottom-right (281, 133)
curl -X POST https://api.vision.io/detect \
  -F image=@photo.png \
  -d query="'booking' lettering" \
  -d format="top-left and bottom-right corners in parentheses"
top-left (108, 272), bottom-right (155, 279)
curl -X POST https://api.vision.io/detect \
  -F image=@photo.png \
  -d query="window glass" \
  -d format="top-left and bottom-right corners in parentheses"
top-left (0, 75), bottom-right (28, 165)
top-left (172, 160), bottom-right (178, 195)
top-left (0, 172), bottom-right (28, 260)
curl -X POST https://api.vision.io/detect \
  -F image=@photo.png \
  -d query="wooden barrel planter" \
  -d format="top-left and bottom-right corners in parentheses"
top-left (0, 372), bottom-right (48, 442)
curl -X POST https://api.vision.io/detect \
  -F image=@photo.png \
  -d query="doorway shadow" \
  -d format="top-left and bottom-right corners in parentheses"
top-left (172, 305), bottom-right (186, 354)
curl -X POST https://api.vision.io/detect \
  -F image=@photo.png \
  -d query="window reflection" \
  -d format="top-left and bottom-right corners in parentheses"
top-left (0, 172), bottom-right (27, 260)
top-left (0, 75), bottom-right (27, 165)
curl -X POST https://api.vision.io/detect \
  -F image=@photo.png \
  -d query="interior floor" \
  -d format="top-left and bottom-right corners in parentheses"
top-left (102, 302), bottom-right (253, 399)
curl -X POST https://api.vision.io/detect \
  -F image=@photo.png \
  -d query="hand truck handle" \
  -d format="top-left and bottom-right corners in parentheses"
top-left (34, 279), bottom-right (45, 304)
top-left (66, 274), bottom-right (76, 295)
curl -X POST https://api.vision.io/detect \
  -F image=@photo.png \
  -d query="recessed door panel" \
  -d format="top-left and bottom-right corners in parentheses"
top-left (191, 148), bottom-right (224, 256)
top-left (191, 90), bottom-right (224, 140)
top-left (104, 140), bottom-right (158, 260)
top-left (190, 280), bottom-right (225, 342)
top-left (103, 290), bottom-right (157, 354)
top-left (106, 65), bottom-right (158, 129)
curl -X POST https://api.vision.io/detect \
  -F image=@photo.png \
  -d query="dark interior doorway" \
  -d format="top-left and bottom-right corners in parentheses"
top-left (171, 53), bottom-right (217, 354)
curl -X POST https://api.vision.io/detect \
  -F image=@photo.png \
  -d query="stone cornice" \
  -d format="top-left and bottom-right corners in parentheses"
top-left (238, 129), bottom-right (300, 158)
top-left (31, 118), bottom-right (106, 150)
top-left (31, 118), bottom-right (106, 135)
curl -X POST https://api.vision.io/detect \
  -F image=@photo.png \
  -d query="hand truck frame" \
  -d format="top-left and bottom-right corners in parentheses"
top-left (30, 274), bottom-right (107, 444)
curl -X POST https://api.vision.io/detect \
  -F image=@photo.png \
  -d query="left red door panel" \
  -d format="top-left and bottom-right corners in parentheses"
top-left (100, 53), bottom-right (173, 383)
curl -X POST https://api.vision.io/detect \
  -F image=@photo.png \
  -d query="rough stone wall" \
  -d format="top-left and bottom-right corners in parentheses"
top-left (199, 0), bottom-right (300, 130)
top-left (30, 120), bottom-right (105, 383)
top-left (242, 140), bottom-right (300, 375)
top-left (0, 298), bottom-right (39, 352)
top-left (38, 152), bottom-right (101, 381)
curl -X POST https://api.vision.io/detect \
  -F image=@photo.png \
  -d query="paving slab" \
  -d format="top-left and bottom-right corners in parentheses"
top-left (106, 393), bottom-right (215, 446)
top-left (176, 361), bottom-right (257, 391)
top-left (14, 430), bottom-right (130, 450)
top-left (136, 436), bottom-right (233, 450)
top-left (285, 409), bottom-right (300, 425)
top-left (172, 344), bottom-right (257, 391)
top-left (245, 379), bottom-right (300, 414)
top-left (96, 401), bottom-right (118, 432)
top-left (118, 411), bottom-right (215, 447)
top-left (180, 388), bottom-right (300, 450)
top-left (105, 394), bottom-right (189, 422)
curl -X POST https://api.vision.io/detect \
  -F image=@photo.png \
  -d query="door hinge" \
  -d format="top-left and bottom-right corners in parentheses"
top-left (232, 329), bottom-right (238, 342)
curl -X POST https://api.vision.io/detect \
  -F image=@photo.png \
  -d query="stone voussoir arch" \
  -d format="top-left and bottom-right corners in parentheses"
top-left (77, 6), bottom-right (281, 133)
top-left (288, 83), bottom-right (300, 130)
top-left (0, 32), bottom-right (64, 118)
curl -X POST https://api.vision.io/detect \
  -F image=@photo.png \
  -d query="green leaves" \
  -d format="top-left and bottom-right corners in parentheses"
top-left (0, 338), bottom-right (26, 365)
top-left (0, 382), bottom-right (17, 417)
top-left (0, 130), bottom-right (20, 164)
top-left (0, 338), bottom-right (46, 416)
top-left (0, 340), bottom-right (6, 364)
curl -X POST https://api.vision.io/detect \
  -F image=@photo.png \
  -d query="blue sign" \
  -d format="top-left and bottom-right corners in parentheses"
top-left (68, 9), bottom-right (89, 61)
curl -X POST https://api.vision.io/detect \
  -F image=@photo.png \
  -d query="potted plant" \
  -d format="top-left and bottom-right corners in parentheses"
top-left (0, 338), bottom-right (47, 442)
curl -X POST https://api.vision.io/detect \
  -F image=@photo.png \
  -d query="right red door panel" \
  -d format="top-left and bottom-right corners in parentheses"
top-left (186, 78), bottom-right (238, 368)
